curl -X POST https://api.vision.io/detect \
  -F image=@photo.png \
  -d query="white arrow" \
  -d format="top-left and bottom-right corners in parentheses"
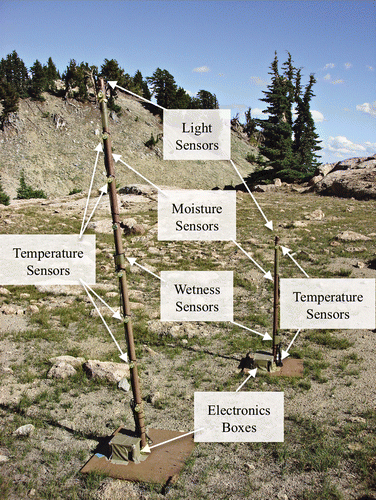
top-left (281, 246), bottom-right (310, 278)
top-left (236, 369), bottom-right (258, 392)
top-left (281, 329), bottom-right (301, 360)
top-left (79, 184), bottom-right (108, 239)
top-left (231, 321), bottom-right (272, 341)
top-left (79, 279), bottom-right (122, 320)
top-left (112, 155), bottom-right (167, 197)
top-left (127, 257), bottom-right (165, 282)
top-left (230, 159), bottom-right (273, 230)
top-left (149, 428), bottom-right (205, 450)
top-left (80, 143), bottom-right (103, 236)
top-left (231, 239), bottom-right (273, 280)
top-left (80, 280), bottom-right (128, 362)
top-left (108, 81), bottom-right (166, 111)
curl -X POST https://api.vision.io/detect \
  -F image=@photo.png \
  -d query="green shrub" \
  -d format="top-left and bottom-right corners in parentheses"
top-left (245, 152), bottom-right (257, 163)
top-left (144, 132), bottom-right (160, 149)
top-left (0, 177), bottom-right (10, 205)
top-left (16, 171), bottom-right (47, 199)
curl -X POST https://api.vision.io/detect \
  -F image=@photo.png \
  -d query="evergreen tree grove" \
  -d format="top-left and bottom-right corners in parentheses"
top-left (0, 50), bottom-right (29, 126)
top-left (254, 51), bottom-right (322, 182)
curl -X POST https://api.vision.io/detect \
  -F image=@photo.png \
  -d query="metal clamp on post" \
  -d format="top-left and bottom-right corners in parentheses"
top-left (114, 253), bottom-right (126, 269)
top-left (134, 403), bottom-right (143, 414)
top-left (97, 90), bottom-right (107, 103)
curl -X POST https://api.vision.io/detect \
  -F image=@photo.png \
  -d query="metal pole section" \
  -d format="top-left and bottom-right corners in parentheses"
top-left (272, 235), bottom-right (280, 363)
top-left (97, 77), bottom-right (147, 449)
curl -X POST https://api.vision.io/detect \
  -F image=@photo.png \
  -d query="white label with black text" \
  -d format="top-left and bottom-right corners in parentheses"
top-left (0, 234), bottom-right (96, 285)
top-left (194, 392), bottom-right (284, 442)
top-left (280, 278), bottom-right (375, 329)
top-left (158, 190), bottom-right (236, 241)
top-left (163, 109), bottom-right (231, 160)
top-left (160, 271), bottom-right (233, 321)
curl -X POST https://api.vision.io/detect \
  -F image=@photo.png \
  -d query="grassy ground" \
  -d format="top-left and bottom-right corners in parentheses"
top-left (0, 188), bottom-right (375, 499)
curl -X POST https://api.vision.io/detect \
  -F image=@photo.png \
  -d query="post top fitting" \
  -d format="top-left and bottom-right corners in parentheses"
top-left (97, 90), bottom-right (107, 103)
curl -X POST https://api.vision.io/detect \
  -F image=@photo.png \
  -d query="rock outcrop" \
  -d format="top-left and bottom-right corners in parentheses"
top-left (311, 154), bottom-right (376, 200)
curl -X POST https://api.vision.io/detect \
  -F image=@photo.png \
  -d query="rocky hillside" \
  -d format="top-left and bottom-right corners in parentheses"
top-left (0, 92), bottom-right (258, 199)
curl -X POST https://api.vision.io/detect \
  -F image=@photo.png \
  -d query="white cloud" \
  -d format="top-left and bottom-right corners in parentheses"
top-left (323, 73), bottom-right (331, 80)
top-left (250, 76), bottom-right (268, 87)
top-left (325, 136), bottom-right (376, 158)
top-left (331, 79), bottom-right (344, 85)
top-left (251, 107), bottom-right (266, 118)
top-left (324, 63), bottom-right (335, 69)
top-left (311, 110), bottom-right (325, 123)
top-left (344, 62), bottom-right (352, 70)
top-left (364, 141), bottom-right (376, 152)
top-left (356, 102), bottom-right (376, 117)
top-left (193, 66), bottom-right (210, 73)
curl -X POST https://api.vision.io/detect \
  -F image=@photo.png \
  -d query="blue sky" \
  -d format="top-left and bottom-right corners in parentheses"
top-left (1, 0), bottom-right (375, 163)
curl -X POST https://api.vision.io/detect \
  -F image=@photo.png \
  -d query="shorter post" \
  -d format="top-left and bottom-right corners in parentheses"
top-left (272, 236), bottom-right (280, 363)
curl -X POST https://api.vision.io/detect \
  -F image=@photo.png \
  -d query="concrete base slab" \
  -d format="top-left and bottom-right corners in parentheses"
top-left (81, 427), bottom-right (195, 484)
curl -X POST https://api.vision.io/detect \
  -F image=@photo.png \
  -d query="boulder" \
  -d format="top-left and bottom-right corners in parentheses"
top-left (119, 184), bottom-right (157, 196)
top-left (305, 209), bottom-right (325, 221)
top-left (47, 361), bottom-right (77, 379)
top-left (84, 360), bottom-right (130, 383)
top-left (120, 218), bottom-right (146, 236)
top-left (336, 231), bottom-right (371, 242)
top-left (253, 184), bottom-right (277, 192)
top-left (118, 377), bottom-right (130, 392)
top-left (49, 355), bottom-right (85, 368)
top-left (13, 424), bottom-right (35, 437)
top-left (314, 155), bottom-right (376, 200)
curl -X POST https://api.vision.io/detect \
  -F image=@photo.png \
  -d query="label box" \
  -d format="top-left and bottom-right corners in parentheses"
top-left (158, 190), bottom-right (236, 241)
top-left (160, 270), bottom-right (233, 321)
top-left (163, 109), bottom-right (231, 160)
top-left (194, 392), bottom-right (284, 442)
top-left (0, 234), bottom-right (96, 285)
top-left (280, 278), bottom-right (375, 329)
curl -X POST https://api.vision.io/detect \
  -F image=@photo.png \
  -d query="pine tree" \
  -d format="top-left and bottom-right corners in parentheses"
top-left (256, 52), bottom-right (295, 177)
top-left (44, 57), bottom-right (60, 93)
top-left (100, 58), bottom-right (128, 112)
top-left (0, 51), bottom-right (29, 98)
top-left (196, 90), bottom-right (218, 109)
top-left (175, 87), bottom-right (192, 109)
top-left (29, 59), bottom-right (46, 101)
top-left (147, 68), bottom-right (178, 109)
top-left (0, 51), bottom-right (29, 126)
top-left (244, 107), bottom-right (257, 138)
top-left (293, 73), bottom-right (322, 178)
top-left (0, 80), bottom-right (19, 127)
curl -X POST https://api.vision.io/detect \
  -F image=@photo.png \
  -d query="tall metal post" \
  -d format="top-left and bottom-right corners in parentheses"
top-left (97, 77), bottom-right (147, 449)
top-left (272, 236), bottom-right (280, 363)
